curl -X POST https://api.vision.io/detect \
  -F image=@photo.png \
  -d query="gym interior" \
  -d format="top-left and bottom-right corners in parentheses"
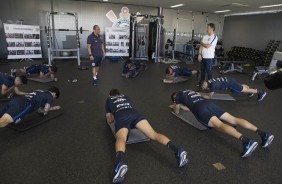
top-left (0, 0), bottom-right (282, 183)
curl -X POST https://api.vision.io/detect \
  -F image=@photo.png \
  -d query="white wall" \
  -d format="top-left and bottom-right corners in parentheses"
top-left (223, 13), bottom-right (282, 52)
top-left (162, 9), bottom-right (224, 52)
top-left (0, 0), bottom-right (224, 58)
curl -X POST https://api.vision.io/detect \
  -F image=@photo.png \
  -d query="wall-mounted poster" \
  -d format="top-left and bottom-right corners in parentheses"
top-left (105, 27), bottom-right (129, 57)
top-left (3, 23), bottom-right (42, 59)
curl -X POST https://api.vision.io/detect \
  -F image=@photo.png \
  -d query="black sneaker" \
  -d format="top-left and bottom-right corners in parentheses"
top-left (248, 93), bottom-right (254, 97)
top-left (261, 132), bottom-right (274, 148)
top-left (10, 69), bottom-right (17, 77)
top-left (113, 162), bottom-right (128, 183)
top-left (92, 78), bottom-right (98, 86)
top-left (241, 140), bottom-right (258, 158)
top-left (257, 91), bottom-right (267, 101)
top-left (144, 63), bottom-right (148, 71)
top-left (132, 71), bottom-right (139, 78)
top-left (175, 148), bottom-right (189, 167)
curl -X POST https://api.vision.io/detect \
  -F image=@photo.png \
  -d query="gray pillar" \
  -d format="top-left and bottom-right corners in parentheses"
top-left (156, 7), bottom-right (164, 62)
top-left (51, 0), bottom-right (56, 50)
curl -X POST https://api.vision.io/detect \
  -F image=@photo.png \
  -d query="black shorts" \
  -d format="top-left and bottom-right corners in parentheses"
top-left (0, 97), bottom-right (32, 123)
top-left (192, 101), bottom-right (225, 128)
top-left (91, 56), bottom-right (103, 67)
top-left (26, 65), bottom-right (39, 75)
top-left (114, 109), bottom-right (145, 133)
top-left (228, 78), bottom-right (243, 94)
top-left (181, 68), bottom-right (192, 77)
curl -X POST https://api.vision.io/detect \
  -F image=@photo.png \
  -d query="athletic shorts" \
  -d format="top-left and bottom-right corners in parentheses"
top-left (192, 100), bottom-right (225, 128)
top-left (228, 78), bottom-right (243, 94)
top-left (91, 56), bottom-right (103, 67)
top-left (26, 65), bottom-right (39, 75)
top-left (181, 68), bottom-right (192, 77)
top-left (0, 97), bottom-right (32, 124)
top-left (114, 109), bottom-right (145, 133)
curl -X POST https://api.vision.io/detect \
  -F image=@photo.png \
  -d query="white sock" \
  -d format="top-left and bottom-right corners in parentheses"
top-left (93, 76), bottom-right (97, 80)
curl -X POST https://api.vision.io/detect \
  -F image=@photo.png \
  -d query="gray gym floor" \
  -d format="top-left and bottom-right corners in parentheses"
top-left (0, 59), bottom-right (281, 184)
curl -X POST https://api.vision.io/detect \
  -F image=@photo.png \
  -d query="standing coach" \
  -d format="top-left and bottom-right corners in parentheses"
top-left (198, 23), bottom-right (218, 86)
top-left (87, 25), bottom-right (105, 86)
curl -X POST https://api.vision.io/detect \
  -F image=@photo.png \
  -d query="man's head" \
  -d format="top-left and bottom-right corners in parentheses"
top-left (200, 80), bottom-right (209, 90)
top-left (109, 89), bottom-right (120, 97)
top-left (207, 23), bottom-right (215, 35)
top-left (49, 66), bottom-right (58, 73)
top-left (14, 75), bottom-right (27, 86)
top-left (171, 91), bottom-right (178, 103)
top-left (165, 67), bottom-right (173, 75)
top-left (48, 86), bottom-right (60, 99)
top-left (125, 60), bottom-right (132, 66)
top-left (93, 25), bottom-right (100, 35)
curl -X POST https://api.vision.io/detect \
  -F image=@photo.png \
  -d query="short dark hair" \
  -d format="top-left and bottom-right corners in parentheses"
top-left (200, 80), bottom-right (207, 87)
top-left (50, 66), bottom-right (57, 73)
top-left (171, 92), bottom-right (178, 102)
top-left (48, 86), bottom-right (60, 99)
top-left (109, 89), bottom-right (120, 96)
top-left (93, 25), bottom-right (99, 30)
top-left (207, 23), bottom-right (215, 31)
top-left (19, 75), bottom-right (27, 84)
top-left (165, 67), bottom-right (172, 75)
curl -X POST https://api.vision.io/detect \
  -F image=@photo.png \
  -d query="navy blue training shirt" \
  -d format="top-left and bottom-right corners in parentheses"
top-left (25, 90), bottom-right (54, 111)
top-left (123, 61), bottom-right (135, 73)
top-left (207, 77), bottom-right (230, 92)
top-left (105, 94), bottom-right (134, 118)
top-left (168, 65), bottom-right (186, 77)
top-left (0, 73), bottom-right (14, 88)
top-left (175, 90), bottom-right (204, 111)
top-left (87, 33), bottom-right (104, 57)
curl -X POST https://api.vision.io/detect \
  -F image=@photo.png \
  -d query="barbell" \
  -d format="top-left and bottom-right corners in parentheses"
top-left (43, 26), bottom-right (89, 34)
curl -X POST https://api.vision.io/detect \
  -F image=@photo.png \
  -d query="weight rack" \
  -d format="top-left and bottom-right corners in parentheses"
top-left (46, 12), bottom-right (81, 66)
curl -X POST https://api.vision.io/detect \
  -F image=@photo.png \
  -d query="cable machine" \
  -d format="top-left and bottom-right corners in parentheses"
top-left (129, 13), bottom-right (163, 63)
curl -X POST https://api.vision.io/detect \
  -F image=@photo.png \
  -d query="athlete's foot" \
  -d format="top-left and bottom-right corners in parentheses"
top-left (144, 64), bottom-right (148, 71)
top-left (248, 93), bottom-right (254, 97)
top-left (113, 162), bottom-right (128, 183)
top-left (257, 91), bottom-right (267, 101)
top-left (132, 71), bottom-right (139, 78)
top-left (92, 78), bottom-right (98, 86)
top-left (261, 132), bottom-right (274, 148)
top-left (175, 148), bottom-right (189, 167)
top-left (241, 140), bottom-right (258, 158)
top-left (125, 73), bottom-right (130, 79)
top-left (10, 69), bottom-right (17, 77)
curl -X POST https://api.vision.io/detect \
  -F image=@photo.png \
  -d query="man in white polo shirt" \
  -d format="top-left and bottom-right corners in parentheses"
top-left (198, 23), bottom-right (217, 84)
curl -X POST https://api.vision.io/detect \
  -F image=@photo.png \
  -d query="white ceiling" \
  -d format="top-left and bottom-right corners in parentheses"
top-left (79, 0), bottom-right (282, 14)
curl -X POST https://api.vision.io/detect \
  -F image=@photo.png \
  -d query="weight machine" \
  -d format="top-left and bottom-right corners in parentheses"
top-left (161, 11), bottom-right (195, 64)
top-left (129, 14), bottom-right (163, 63)
top-left (46, 12), bottom-right (82, 66)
